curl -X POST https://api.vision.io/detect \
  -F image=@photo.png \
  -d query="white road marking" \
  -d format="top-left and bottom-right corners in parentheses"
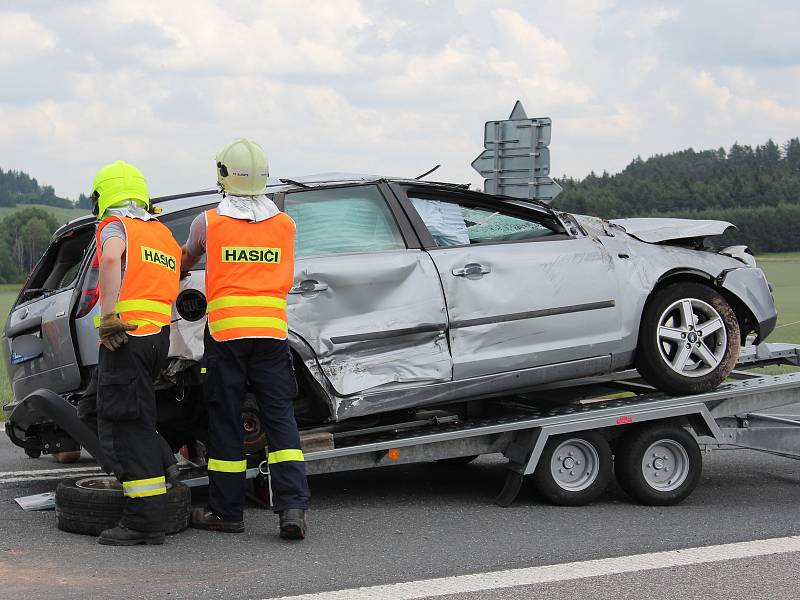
top-left (269, 535), bottom-right (800, 600)
top-left (1, 473), bottom-right (101, 484)
top-left (0, 466), bottom-right (101, 477)
top-left (0, 466), bottom-right (102, 484)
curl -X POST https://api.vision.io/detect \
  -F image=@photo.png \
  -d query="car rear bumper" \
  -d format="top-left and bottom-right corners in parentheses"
top-left (4, 388), bottom-right (113, 472)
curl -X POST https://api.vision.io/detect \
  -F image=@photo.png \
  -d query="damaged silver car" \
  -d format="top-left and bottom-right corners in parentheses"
top-left (1, 174), bottom-right (777, 460)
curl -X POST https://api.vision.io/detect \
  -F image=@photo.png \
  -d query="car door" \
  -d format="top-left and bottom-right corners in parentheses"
top-left (2, 221), bottom-right (96, 401)
top-left (397, 187), bottom-right (622, 380)
top-left (281, 183), bottom-right (451, 396)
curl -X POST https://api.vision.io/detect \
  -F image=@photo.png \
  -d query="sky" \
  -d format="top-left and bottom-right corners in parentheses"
top-left (1, 0), bottom-right (799, 200)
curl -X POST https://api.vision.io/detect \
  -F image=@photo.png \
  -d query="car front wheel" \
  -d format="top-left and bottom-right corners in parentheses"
top-left (635, 282), bottom-right (740, 395)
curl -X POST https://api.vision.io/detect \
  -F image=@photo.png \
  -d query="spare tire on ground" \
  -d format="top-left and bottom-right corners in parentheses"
top-left (55, 476), bottom-right (191, 536)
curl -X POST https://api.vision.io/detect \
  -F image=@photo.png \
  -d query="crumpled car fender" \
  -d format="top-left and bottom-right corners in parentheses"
top-left (718, 267), bottom-right (778, 342)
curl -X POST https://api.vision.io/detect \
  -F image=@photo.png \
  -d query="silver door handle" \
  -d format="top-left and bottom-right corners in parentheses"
top-left (289, 280), bottom-right (329, 294)
top-left (452, 263), bottom-right (491, 277)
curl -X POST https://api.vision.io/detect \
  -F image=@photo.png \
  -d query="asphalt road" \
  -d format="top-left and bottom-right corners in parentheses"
top-left (1, 433), bottom-right (800, 600)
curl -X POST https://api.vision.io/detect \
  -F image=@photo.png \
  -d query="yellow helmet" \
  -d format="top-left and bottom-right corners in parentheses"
top-left (215, 138), bottom-right (269, 196)
top-left (91, 160), bottom-right (150, 217)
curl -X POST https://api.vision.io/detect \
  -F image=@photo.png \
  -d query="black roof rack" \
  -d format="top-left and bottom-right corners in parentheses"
top-left (151, 189), bottom-right (219, 204)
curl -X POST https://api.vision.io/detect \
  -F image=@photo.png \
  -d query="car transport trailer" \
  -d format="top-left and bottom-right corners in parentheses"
top-left (165, 342), bottom-right (800, 508)
top-left (12, 342), bottom-right (800, 513)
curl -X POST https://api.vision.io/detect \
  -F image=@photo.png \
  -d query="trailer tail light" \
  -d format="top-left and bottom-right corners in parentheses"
top-left (616, 415), bottom-right (633, 425)
top-left (387, 448), bottom-right (401, 461)
top-left (75, 255), bottom-right (100, 318)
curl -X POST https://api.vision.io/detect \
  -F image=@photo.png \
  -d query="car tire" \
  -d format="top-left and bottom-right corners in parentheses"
top-left (635, 282), bottom-right (740, 394)
top-left (24, 449), bottom-right (41, 459)
top-left (531, 431), bottom-right (613, 506)
top-left (55, 476), bottom-right (191, 536)
top-left (615, 424), bottom-right (702, 506)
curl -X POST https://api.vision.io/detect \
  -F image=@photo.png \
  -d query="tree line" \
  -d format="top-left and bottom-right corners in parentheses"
top-left (0, 168), bottom-right (73, 209)
top-left (553, 138), bottom-right (800, 253)
top-left (0, 137), bottom-right (798, 283)
top-left (0, 208), bottom-right (60, 284)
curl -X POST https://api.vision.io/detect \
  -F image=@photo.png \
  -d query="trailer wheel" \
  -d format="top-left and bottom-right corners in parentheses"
top-left (615, 424), bottom-right (702, 506)
top-left (531, 432), bottom-right (612, 506)
top-left (55, 477), bottom-right (191, 536)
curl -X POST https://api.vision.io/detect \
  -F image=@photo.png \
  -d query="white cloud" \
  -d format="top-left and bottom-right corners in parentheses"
top-left (0, 12), bottom-right (56, 66)
top-left (691, 71), bottom-right (733, 111)
top-left (0, 0), bottom-right (798, 199)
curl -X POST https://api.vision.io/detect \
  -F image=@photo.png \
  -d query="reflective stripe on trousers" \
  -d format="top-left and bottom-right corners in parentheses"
top-left (208, 458), bottom-right (247, 473)
top-left (268, 449), bottom-right (304, 464)
top-left (122, 475), bottom-right (167, 498)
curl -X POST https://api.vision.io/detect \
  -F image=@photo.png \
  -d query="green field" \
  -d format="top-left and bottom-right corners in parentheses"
top-left (0, 203), bottom-right (90, 225)
top-left (758, 252), bottom-right (800, 345)
top-left (0, 253), bottom-right (798, 409)
top-left (1, 283), bottom-right (21, 411)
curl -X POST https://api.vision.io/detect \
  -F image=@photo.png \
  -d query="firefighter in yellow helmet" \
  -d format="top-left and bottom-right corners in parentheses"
top-left (79, 160), bottom-right (182, 545)
top-left (182, 139), bottom-right (310, 539)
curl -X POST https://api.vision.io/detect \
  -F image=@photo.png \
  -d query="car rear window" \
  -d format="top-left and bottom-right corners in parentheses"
top-left (16, 224), bottom-right (96, 305)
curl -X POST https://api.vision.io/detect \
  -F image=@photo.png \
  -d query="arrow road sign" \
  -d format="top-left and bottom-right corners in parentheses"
top-left (471, 101), bottom-right (563, 203)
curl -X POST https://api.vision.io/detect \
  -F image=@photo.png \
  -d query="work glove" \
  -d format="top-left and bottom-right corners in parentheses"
top-left (98, 314), bottom-right (138, 351)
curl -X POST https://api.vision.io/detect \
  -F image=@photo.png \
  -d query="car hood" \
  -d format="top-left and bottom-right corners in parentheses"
top-left (608, 218), bottom-right (735, 243)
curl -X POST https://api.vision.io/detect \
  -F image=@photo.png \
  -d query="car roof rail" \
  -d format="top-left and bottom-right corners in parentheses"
top-left (151, 189), bottom-right (219, 204)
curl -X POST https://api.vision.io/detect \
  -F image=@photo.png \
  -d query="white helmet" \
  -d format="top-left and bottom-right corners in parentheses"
top-left (215, 138), bottom-right (269, 196)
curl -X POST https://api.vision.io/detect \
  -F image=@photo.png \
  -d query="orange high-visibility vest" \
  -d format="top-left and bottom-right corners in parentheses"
top-left (205, 209), bottom-right (295, 342)
top-left (96, 216), bottom-right (181, 336)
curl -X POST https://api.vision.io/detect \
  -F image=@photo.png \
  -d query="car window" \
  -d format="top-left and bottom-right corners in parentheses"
top-left (409, 197), bottom-right (559, 247)
top-left (285, 185), bottom-right (406, 258)
top-left (160, 206), bottom-right (213, 269)
top-left (17, 225), bottom-right (96, 304)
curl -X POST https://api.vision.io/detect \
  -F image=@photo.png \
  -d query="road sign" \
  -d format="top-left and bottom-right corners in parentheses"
top-left (471, 101), bottom-right (563, 203)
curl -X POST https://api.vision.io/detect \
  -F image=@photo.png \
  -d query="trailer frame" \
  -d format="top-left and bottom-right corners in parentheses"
top-left (175, 342), bottom-right (800, 507)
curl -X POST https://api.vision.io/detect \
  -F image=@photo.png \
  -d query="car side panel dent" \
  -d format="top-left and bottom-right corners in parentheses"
top-left (289, 250), bottom-right (452, 398)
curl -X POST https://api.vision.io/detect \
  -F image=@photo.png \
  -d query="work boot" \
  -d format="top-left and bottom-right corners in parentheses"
top-left (190, 507), bottom-right (244, 533)
top-left (279, 509), bottom-right (307, 540)
top-left (98, 525), bottom-right (165, 546)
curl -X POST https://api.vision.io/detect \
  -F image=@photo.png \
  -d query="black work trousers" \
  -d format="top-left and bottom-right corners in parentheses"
top-left (78, 357), bottom-right (177, 480)
top-left (78, 328), bottom-right (171, 532)
top-left (203, 329), bottom-right (310, 521)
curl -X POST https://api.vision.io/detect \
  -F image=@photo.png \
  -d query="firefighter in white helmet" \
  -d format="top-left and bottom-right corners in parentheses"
top-left (181, 139), bottom-right (310, 539)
